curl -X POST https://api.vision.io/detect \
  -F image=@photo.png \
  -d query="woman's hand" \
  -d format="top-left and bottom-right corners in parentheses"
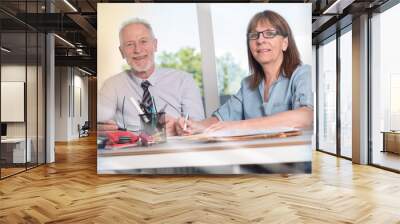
top-left (204, 120), bottom-right (246, 133)
top-left (175, 118), bottom-right (207, 136)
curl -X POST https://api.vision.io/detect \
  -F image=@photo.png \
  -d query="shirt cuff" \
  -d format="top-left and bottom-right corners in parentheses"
top-left (212, 111), bottom-right (224, 121)
top-left (293, 94), bottom-right (314, 110)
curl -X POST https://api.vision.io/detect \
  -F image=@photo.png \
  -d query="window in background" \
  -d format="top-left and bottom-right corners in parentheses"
top-left (0, 1), bottom-right (47, 179)
top-left (210, 5), bottom-right (249, 104)
top-left (339, 28), bottom-right (352, 158)
top-left (37, 32), bottom-right (46, 165)
top-left (390, 74), bottom-right (400, 130)
top-left (317, 37), bottom-right (337, 155)
top-left (371, 2), bottom-right (400, 171)
top-left (37, 0), bottom-right (47, 165)
top-left (1, 31), bottom-right (28, 178)
top-left (25, 0), bottom-right (47, 169)
top-left (27, 31), bottom-right (39, 170)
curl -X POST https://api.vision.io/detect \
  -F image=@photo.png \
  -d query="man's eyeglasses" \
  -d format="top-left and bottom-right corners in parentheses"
top-left (247, 29), bottom-right (285, 40)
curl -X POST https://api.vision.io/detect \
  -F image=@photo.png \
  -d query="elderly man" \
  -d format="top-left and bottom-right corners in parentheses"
top-left (98, 18), bottom-right (204, 135)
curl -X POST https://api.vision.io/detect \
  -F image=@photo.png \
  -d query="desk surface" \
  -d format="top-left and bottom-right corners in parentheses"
top-left (98, 131), bottom-right (312, 174)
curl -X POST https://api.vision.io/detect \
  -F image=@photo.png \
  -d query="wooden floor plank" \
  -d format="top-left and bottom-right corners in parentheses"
top-left (0, 135), bottom-right (399, 223)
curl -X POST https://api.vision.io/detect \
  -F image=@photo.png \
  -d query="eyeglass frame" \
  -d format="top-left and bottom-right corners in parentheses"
top-left (247, 29), bottom-right (287, 40)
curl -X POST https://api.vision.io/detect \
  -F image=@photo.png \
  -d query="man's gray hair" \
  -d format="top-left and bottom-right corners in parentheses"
top-left (119, 18), bottom-right (155, 43)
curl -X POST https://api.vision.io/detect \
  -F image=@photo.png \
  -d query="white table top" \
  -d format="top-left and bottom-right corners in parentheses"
top-left (98, 132), bottom-right (313, 173)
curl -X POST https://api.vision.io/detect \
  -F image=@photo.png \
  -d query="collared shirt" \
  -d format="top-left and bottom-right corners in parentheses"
top-left (98, 67), bottom-right (205, 130)
top-left (213, 64), bottom-right (313, 121)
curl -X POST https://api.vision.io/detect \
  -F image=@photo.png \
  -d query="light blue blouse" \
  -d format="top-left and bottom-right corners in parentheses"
top-left (213, 64), bottom-right (313, 121)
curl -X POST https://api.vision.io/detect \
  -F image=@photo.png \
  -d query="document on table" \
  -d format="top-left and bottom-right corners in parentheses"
top-left (204, 127), bottom-right (299, 138)
top-left (180, 127), bottom-right (302, 142)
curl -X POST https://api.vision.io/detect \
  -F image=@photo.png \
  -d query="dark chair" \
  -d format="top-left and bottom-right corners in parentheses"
top-left (79, 121), bottom-right (90, 138)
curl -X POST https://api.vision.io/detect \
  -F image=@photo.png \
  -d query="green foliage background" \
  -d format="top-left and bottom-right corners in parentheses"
top-left (157, 48), bottom-right (204, 94)
top-left (123, 47), bottom-right (248, 96)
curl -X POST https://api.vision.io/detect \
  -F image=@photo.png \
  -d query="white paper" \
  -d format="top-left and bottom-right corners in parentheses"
top-left (205, 127), bottom-right (299, 138)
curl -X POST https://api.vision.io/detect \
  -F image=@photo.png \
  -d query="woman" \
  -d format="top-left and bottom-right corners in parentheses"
top-left (176, 10), bottom-right (313, 135)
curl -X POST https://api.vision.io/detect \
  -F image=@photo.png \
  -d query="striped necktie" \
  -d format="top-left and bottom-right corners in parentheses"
top-left (141, 80), bottom-right (153, 113)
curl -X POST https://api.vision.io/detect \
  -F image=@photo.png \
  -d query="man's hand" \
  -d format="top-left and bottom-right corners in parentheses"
top-left (165, 115), bottom-right (177, 136)
top-left (97, 120), bottom-right (118, 131)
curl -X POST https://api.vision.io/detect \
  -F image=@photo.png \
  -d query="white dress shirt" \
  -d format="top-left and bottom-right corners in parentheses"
top-left (98, 67), bottom-right (205, 131)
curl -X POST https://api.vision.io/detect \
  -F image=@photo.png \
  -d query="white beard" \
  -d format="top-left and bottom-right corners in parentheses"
top-left (130, 60), bottom-right (154, 73)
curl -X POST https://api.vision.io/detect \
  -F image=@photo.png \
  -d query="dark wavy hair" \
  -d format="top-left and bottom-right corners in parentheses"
top-left (247, 10), bottom-right (302, 89)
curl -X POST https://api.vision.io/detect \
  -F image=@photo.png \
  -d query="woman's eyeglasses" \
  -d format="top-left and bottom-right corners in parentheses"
top-left (247, 29), bottom-right (285, 40)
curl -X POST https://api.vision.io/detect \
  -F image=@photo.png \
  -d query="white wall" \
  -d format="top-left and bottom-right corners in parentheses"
top-left (1, 64), bottom-right (46, 163)
top-left (55, 67), bottom-right (89, 141)
top-left (56, 67), bottom-right (71, 141)
top-left (72, 73), bottom-right (89, 138)
top-left (1, 65), bottom-right (29, 138)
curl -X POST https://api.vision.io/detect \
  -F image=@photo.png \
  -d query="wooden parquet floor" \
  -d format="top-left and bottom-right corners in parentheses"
top-left (1, 135), bottom-right (400, 224)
